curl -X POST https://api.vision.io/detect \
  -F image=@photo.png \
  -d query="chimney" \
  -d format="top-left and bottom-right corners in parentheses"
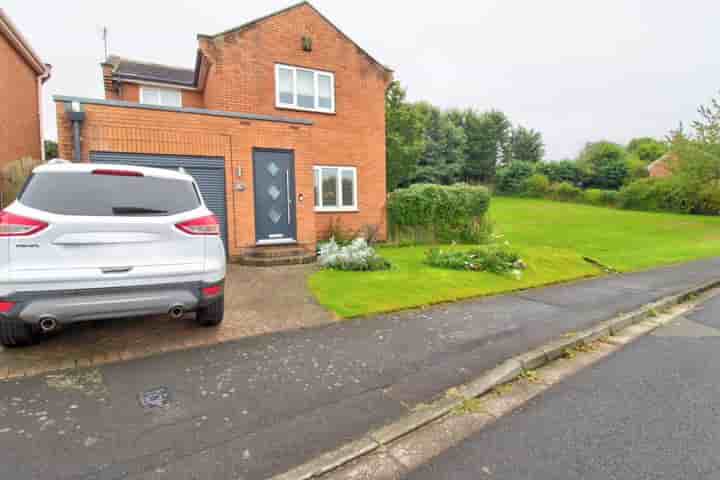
top-left (100, 57), bottom-right (118, 99)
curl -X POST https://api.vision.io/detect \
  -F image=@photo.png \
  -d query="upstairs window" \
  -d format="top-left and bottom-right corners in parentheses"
top-left (276, 64), bottom-right (335, 113)
top-left (140, 87), bottom-right (182, 107)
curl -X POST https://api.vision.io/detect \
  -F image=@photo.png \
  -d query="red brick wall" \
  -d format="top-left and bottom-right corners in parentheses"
top-left (0, 33), bottom-right (41, 165)
top-left (204, 3), bottom-right (391, 240)
top-left (79, 4), bottom-right (391, 247)
top-left (648, 161), bottom-right (671, 178)
top-left (56, 102), bottom-right (316, 256)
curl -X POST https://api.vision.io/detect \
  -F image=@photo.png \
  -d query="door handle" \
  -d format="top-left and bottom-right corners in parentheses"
top-left (286, 170), bottom-right (291, 225)
top-left (101, 266), bottom-right (133, 274)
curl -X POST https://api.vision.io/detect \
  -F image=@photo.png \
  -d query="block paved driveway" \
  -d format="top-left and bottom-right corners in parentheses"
top-left (0, 259), bottom-right (719, 479)
top-left (0, 264), bottom-right (334, 380)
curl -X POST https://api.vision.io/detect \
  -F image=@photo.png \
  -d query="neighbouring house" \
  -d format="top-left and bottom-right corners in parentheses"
top-left (0, 8), bottom-right (51, 166)
top-left (648, 152), bottom-right (678, 178)
top-left (54, 1), bottom-right (392, 263)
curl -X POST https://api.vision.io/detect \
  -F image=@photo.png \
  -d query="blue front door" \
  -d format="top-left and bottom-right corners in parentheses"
top-left (253, 149), bottom-right (296, 243)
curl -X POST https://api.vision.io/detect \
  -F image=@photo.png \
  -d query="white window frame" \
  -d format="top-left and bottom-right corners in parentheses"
top-left (314, 166), bottom-right (358, 212)
top-left (139, 86), bottom-right (182, 107)
top-left (275, 64), bottom-right (335, 114)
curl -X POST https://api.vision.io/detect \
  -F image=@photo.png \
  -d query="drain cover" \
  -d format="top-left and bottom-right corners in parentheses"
top-left (139, 386), bottom-right (171, 408)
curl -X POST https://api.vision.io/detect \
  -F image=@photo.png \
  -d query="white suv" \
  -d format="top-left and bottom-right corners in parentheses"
top-left (0, 161), bottom-right (226, 347)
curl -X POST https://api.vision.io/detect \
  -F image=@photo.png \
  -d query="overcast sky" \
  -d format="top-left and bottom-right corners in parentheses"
top-left (4, 0), bottom-right (719, 159)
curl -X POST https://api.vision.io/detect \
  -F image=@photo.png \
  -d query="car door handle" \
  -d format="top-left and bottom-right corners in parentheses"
top-left (101, 266), bottom-right (133, 274)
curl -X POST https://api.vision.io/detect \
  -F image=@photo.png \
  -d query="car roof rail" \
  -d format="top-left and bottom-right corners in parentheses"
top-left (46, 158), bottom-right (71, 165)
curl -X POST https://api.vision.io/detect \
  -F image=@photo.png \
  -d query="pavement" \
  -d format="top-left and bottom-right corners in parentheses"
top-left (0, 263), bottom-right (333, 380)
top-left (1, 258), bottom-right (720, 479)
top-left (404, 285), bottom-right (720, 480)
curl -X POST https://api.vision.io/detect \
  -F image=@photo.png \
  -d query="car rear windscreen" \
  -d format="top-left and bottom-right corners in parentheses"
top-left (19, 172), bottom-right (201, 216)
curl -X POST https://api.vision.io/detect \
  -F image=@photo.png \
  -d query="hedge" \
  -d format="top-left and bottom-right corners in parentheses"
top-left (1, 157), bottom-right (39, 208)
top-left (495, 161), bottom-right (535, 194)
top-left (499, 175), bottom-right (720, 216)
top-left (387, 183), bottom-right (491, 243)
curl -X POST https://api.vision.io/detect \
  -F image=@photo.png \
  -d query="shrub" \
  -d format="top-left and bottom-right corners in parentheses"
top-left (582, 188), bottom-right (617, 206)
top-left (523, 174), bottom-right (550, 197)
top-left (618, 178), bottom-right (698, 214)
top-left (697, 187), bottom-right (720, 215)
top-left (617, 178), bottom-right (657, 211)
top-left (387, 183), bottom-right (491, 244)
top-left (536, 160), bottom-right (586, 186)
top-left (1, 157), bottom-right (39, 208)
top-left (589, 157), bottom-right (630, 190)
top-left (323, 217), bottom-right (353, 245)
top-left (551, 182), bottom-right (582, 202)
top-left (582, 188), bottom-right (604, 205)
top-left (318, 238), bottom-right (391, 271)
top-left (495, 161), bottom-right (535, 194)
top-left (626, 155), bottom-right (650, 181)
top-left (425, 245), bottom-right (526, 276)
top-left (578, 141), bottom-right (630, 189)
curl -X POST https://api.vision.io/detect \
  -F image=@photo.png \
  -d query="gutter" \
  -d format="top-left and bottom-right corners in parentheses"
top-left (0, 8), bottom-right (47, 76)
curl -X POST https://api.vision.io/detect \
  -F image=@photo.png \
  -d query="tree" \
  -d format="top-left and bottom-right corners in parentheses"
top-left (385, 81), bottom-right (426, 191)
top-left (509, 126), bottom-right (545, 163)
top-left (44, 140), bottom-right (58, 160)
top-left (463, 109), bottom-right (511, 182)
top-left (672, 93), bottom-right (720, 186)
top-left (578, 141), bottom-right (629, 189)
top-left (412, 103), bottom-right (467, 184)
top-left (627, 137), bottom-right (667, 163)
top-left (693, 92), bottom-right (720, 144)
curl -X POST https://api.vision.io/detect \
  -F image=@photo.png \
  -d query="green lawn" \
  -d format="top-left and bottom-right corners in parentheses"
top-left (309, 197), bottom-right (720, 318)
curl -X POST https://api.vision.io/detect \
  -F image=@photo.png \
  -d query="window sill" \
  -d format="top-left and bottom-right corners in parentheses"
top-left (314, 207), bottom-right (359, 213)
top-left (276, 104), bottom-right (336, 115)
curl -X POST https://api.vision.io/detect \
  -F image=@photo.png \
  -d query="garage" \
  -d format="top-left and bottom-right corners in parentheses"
top-left (90, 152), bottom-right (228, 248)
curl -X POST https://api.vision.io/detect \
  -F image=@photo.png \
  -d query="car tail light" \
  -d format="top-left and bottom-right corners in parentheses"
top-left (0, 211), bottom-right (48, 237)
top-left (201, 285), bottom-right (223, 298)
top-left (175, 215), bottom-right (221, 236)
top-left (92, 169), bottom-right (143, 177)
top-left (0, 301), bottom-right (15, 313)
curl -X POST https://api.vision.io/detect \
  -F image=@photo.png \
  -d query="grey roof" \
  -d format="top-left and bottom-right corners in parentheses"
top-left (53, 95), bottom-right (313, 126)
top-left (107, 55), bottom-right (196, 86)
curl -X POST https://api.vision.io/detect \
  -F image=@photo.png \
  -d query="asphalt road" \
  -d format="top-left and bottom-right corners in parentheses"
top-left (406, 290), bottom-right (720, 480)
top-left (1, 258), bottom-right (719, 480)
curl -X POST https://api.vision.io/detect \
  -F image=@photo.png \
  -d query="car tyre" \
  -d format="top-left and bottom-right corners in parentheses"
top-left (0, 318), bottom-right (39, 347)
top-left (196, 297), bottom-right (224, 327)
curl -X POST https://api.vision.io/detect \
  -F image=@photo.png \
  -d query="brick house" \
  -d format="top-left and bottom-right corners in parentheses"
top-left (0, 8), bottom-right (51, 166)
top-left (648, 152), bottom-right (678, 178)
top-left (55, 2), bottom-right (392, 262)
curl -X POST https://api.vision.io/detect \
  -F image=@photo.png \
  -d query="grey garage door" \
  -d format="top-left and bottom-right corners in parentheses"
top-left (90, 152), bottom-right (228, 248)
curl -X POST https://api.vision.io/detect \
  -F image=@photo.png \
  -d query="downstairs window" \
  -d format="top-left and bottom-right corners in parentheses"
top-left (313, 166), bottom-right (357, 211)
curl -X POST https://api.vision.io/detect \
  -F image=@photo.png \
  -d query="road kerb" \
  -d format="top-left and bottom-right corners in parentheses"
top-left (267, 280), bottom-right (720, 480)
top-left (370, 397), bottom-right (461, 445)
top-left (516, 347), bottom-right (548, 370)
top-left (456, 359), bottom-right (522, 399)
top-left (270, 437), bottom-right (380, 480)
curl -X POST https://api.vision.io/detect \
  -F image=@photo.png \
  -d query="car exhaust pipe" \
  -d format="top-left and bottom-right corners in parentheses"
top-left (169, 305), bottom-right (185, 320)
top-left (39, 316), bottom-right (58, 333)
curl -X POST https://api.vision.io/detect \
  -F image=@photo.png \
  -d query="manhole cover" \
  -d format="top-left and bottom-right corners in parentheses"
top-left (139, 387), bottom-right (171, 408)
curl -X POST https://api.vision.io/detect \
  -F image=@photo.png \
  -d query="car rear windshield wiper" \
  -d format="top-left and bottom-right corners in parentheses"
top-left (112, 206), bottom-right (169, 215)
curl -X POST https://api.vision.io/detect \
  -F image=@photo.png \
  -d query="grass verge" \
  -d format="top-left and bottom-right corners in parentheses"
top-left (309, 197), bottom-right (720, 318)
